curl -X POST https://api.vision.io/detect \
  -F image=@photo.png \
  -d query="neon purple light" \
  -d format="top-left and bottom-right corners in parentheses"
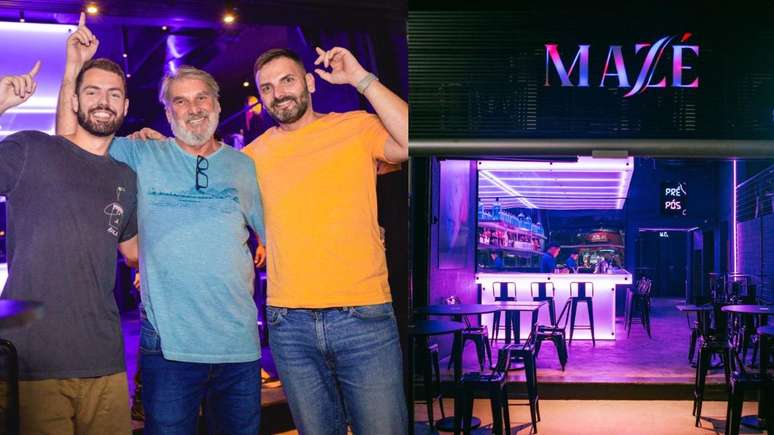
top-left (0, 22), bottom-right (74, 138)
top-left (732, 160), bottom-right (738, 273)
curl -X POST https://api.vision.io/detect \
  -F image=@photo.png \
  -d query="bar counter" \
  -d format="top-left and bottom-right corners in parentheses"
top-left (476, 270), bottom-right (632, 341)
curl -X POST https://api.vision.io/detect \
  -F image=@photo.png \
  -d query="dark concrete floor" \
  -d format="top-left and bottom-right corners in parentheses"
top-left (432, 297), bottom-right (758, 399)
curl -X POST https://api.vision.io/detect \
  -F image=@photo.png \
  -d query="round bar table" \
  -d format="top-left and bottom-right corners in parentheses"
top-left (408, 320), bottom-right (465, 435)
top-left (721, 304), bottom-right (773, 430)
top-left (414, 304), bottom-right (500, 433)
top-left (0, 299), bottom-right (44, 435)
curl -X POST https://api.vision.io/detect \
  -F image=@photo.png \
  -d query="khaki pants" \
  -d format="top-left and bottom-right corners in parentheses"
top-left (17, 372), bottom-right (131, 435)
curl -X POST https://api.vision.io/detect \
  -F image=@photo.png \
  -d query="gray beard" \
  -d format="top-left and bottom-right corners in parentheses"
top-left (170, 112), bottom-right (219, 147)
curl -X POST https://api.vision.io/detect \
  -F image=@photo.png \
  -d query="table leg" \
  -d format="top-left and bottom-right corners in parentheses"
top-left (504, 311), bottom-right (512, 344)
top-left (436, 330), bottom-right (480, 433)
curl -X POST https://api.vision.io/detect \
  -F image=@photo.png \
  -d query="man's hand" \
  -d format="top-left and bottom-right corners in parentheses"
top-left (254, 244), bottom-right (266, 268)
top-left (128, 127), bottom-right (166, 141)
top-left (133, 271), bottom-right (141, 289)
top-left (313, 47), bottom-right (370, 87)
top-left (66, 12), bottom-right (98, 69)
top-left (57, 12), bottom-right (98, 135)
top-left (0, 61), bottom-right (41, 115)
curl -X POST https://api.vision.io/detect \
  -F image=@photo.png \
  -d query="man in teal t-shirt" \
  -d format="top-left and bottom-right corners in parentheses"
top-left (58, 30), bottom-right (265, 432)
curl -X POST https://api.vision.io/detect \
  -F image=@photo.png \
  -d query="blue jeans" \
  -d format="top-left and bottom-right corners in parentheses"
top-left (140, 317), bottom-right (261, 435)
top-left (267, 303), bottom-right (407, 435)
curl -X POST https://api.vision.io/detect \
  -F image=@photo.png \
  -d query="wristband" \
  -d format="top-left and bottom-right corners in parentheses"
top-left (355, 73), bottom-right (378, 94)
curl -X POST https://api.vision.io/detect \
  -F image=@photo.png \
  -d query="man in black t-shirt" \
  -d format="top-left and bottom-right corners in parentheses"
top-left (0, 17), bottom-right (138, 434)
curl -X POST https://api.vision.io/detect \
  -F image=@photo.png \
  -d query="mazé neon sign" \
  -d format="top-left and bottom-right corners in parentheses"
top-left (544, 33), bottom-right (699, 97)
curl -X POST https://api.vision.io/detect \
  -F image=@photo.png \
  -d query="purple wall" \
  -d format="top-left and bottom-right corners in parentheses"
top-left (426, 159), bottom-right (478, 356)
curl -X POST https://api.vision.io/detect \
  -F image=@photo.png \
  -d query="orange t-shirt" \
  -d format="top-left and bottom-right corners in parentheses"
top-left (243, 111), bottom-right (392, 308)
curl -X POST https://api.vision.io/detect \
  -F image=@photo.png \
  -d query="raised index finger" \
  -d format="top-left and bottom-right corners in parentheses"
top-left (78, 11), bottom-right (86, 27)
top-left (28, 60), bottom-right (41, 78)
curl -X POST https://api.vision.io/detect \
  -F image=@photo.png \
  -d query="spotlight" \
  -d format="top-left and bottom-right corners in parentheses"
top-left (223, 13), bottom-right (235, 24)
top-left (122, 53), bottom-right (128, 58)
top-left (86, 4), bottom-right (99, 15)
top-left (126, 73), bottom-right (132, 78)
top-left (162, 25), bottom-right (168, 31)
top-left (19, 10), bottom-right (25, 22)
top-left (242, 81), bottom-right (249, 87)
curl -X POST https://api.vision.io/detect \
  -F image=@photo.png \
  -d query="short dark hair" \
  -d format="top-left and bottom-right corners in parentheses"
top-left (548, 242), bottom-right (561, 250)
top-left (75, 58), bottom-right (127, 95)
top-left (253, 48), bottom-right (306, 78)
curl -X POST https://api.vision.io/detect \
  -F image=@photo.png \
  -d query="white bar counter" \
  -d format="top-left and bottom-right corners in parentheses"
top-left (476, 271), bottom-right (632, 341)
top-left (0, 263), bottom-right (7, 294)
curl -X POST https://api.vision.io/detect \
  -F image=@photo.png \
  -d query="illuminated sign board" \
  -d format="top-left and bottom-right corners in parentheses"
top-left (545, 33), bottom-right (699, 97)
top-left (661, 181), bottom-right (688, 216)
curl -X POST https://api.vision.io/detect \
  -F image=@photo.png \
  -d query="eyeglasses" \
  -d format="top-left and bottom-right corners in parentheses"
top-left (196, 155), bottom-right (208, 191)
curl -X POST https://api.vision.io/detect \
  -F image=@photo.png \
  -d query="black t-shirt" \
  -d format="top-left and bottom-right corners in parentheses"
top-left (0, 131), bottom-right (137, 380)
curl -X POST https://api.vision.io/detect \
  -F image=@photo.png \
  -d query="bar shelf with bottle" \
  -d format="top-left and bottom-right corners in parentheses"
top-left (475, 158), bottom-right (636, 341)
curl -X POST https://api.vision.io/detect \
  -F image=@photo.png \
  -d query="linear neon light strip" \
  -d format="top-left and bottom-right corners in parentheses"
top-left (479, 157), bottom-right (632, 171)
top-left (495, 177), bottom-right (621, 182)
top-left (732, 160), bottom-right (738, 274)
top-left (0, 22), bottom-right (76, 33)
top-left (479, 170), bottom-right (536, 209)
top-left (481, 185), bottom-right (620, 190)
top-left (3, 108), bottom-right (56, 114)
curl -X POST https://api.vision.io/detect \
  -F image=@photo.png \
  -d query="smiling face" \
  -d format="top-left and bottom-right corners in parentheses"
top-left (256, 56), bottom-right (314, 125)
top-left (74, 68), bottom-right (128, 137)
top-left (165, 77), bottom-right (220, 147)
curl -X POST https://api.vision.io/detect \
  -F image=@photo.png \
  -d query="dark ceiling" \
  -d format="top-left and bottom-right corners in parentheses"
top-left (0, 0), bottom-right (408, 136)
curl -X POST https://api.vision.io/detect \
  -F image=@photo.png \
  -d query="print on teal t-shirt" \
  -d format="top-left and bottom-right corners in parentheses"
top-left (110, 137), bottom-right (265, 363)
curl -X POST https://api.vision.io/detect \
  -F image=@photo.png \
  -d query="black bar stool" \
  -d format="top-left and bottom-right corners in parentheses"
top-left (445, 296), bottom-right (492, 371)
top-left (535, 298), bottom-right (571, 371)
top-left (625, 277), bottom-right (653, 338)
top-left (491, 282), bottom-right (516, 346)
top-left (417, 342), bottom-right (445, 429)
top-left (569, 282), bottom-right (595, 346)
top-left (693, 306), bottom-right (732, 427)
top-left (460, 346), bottom-right (514, 435)
top-left (530, 282), bottom-right (556, 327)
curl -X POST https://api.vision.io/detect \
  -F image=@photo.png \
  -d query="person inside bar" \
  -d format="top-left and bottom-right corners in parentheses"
top-left (566, 251), bottom-right (579, 273)
top-left (487, 250), bottom-right (505, 269)
top-left (595, 254), bottom-right (611, 274)
top-left (540, 242), bottom-right (560, 273)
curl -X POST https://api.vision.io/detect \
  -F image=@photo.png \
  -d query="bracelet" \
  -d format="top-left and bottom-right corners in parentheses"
top-left (355, 73), bottom-right (378, 94)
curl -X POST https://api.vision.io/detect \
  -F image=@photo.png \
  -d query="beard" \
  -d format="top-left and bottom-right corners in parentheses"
top-left (265, 87), bottom-right (310, 124)
top-left (77, 104), bottom-right (124, 137)
top-left (170, 110), bottom-right (219, 147)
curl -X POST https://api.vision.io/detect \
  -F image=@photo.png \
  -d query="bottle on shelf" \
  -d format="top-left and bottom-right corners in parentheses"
top-left (524, 215), bottom-right (532, 231)
top-left (516, 213), bottom-right (525, 229)
top-left (477, 199), bottom-right (484, 221)
top-left (535, 221), bottom-right (544, 236)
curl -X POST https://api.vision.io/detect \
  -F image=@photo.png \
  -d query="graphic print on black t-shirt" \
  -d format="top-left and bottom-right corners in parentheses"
top-left (104, 186), bottom-right (129, 237)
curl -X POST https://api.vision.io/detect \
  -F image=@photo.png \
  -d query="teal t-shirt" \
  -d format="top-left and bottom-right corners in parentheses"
top-left (110, 137), bottom-right (265, 363)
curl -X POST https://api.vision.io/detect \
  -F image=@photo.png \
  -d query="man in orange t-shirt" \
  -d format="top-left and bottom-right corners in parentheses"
top-left (242, 47), bottom-right (408, 434)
